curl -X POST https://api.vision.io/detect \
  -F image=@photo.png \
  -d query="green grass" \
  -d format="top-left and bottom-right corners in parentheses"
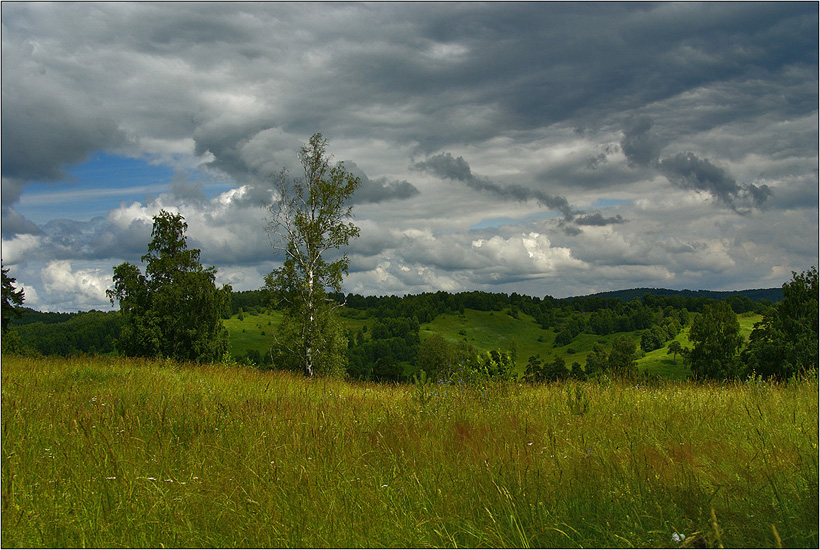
top-left (421, 309), bottom-right (551, 361)
top-left (232, 309), bottom-right (764, 380)
top-left (3, 354), bottom-right (817, 547)
top-left (223, 310), bottom-right (283, 358)
top-left (224, 309), bottom-right (375, 360)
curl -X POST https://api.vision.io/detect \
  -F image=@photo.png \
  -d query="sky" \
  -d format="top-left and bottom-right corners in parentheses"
top-left (1, 2), bottom-right (818, 312)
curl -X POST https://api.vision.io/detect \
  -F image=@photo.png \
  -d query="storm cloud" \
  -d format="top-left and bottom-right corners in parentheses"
top-left (1, 2), bottom-right (816, 310)
top-left (412, 152), bottom-right (575, 219)
top-left (620, 116), bottom-right (776, 213)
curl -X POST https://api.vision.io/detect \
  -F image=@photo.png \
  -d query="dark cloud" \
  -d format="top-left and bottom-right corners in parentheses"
top-left (169, 175), bottom-right (208, 205)
top-left (745, 183), bottom-right (773, 208)
top-left (658, 153), bottom-right (741, 207)
top-left (342, 162), bottom-right (420, 204)
top-left (620, 117), bottom-right (661, 168)
top-left (412, 152), bottom-right (575, 219)
top-left (412, 152), bottom-right (636, 234)
top-left (0, 206), bottom-right (42, 237)
top-left (575, 213), bottom-right (627, 226)
top-left (411, 153), bottom-right (473, 182)
top-left (1, 93), bottom-right (130, 183)
top-left (621, 118), bottom-right (775, 213)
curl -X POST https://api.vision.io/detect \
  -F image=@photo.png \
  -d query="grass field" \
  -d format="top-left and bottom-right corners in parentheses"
top-left (2, 354), bottom-right (816, 548)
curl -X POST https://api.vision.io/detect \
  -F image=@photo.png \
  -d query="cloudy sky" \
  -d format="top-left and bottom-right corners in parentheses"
top-left (2, 2), bottom-right (817, 312)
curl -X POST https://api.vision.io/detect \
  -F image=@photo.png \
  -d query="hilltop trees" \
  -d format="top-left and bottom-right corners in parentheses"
top-left (107, 210), bottom-right (231, 363)
top-left (265, 133), bottom-right (361, 377)
top-left (608, 336), bottom-right (638, 378)
top-left (742, 267), bottom-right (818, 379)
top-left (687, 302), bottom-right (743, 379)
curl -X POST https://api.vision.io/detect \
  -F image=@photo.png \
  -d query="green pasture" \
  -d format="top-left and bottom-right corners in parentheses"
top-left (229, 308), bottom-right (764, 380)
top-left (2, 354), bottom-right (816, 548)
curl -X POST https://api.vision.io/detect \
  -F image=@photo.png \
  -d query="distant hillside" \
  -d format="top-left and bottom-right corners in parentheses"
top-left (583, 287), bottom-right (783, 303)
top-left (11, 307), bottom-right (79, 326)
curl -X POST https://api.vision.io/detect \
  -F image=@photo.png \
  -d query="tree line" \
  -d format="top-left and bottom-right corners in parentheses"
top-left (1, 133), bottom-right (815, 383)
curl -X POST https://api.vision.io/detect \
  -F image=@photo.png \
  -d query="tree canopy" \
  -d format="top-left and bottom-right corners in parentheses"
top-left (687, 302), bottom-right (743, 379)
top-left (742, 267), bottom-right (818, 379)
top-left (107, 210), bottom-right (231, 363)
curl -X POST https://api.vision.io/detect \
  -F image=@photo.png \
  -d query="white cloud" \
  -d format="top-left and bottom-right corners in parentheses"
top-left (41, 260), bottom-right (113, 310)
top-left (1, 234), bottom-right (42, 265)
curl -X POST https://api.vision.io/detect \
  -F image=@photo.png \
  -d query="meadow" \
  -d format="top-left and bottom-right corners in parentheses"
top-left (2, 354), bottom-right (817, 548)
top-left (223, 306), bottom-right (765, 380)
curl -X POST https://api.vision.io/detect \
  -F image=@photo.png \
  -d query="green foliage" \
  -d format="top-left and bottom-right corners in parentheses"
top-left (474, 348), bottom-right (515, 381)
top-left (743, 267), bottom-right (818, 380)
top-left (264, 134), bottom-right (360, 377)
top-left (1, 265), bottom-right (25, 339)
top-left (107, 210), bottom-right (231, 363)
top-left (544, 355), bottom-right (567, 381)
top-left (667, 340), bottom-right (683, 364)
top-left (417, 333), bottom-right (454, 379)
top-left (608, 335), bottom-right (638, 378)
top-left (584, 343), bottom-right (608, 378)
top-left (524, 354), bottom-right (545, 382)
top-left (412, 369), bottom-right (434, 408)
top-left (270, 306), bottom-right (348, 378)
top-left (687, 302), bottom-right (744, 380)
top-left (14, 310), bottom-right (124, 356)
top-left (640, 325), bottom-right (666, 352)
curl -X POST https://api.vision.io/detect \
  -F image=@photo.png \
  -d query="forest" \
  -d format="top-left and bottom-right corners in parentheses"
top-left (5, 281), bottom-right (802, 383)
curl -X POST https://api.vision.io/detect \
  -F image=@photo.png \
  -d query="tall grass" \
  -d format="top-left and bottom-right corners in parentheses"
top-left (2, 355), bottom-right (817, 547)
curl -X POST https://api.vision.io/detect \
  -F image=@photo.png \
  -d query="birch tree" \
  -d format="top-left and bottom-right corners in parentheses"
top-left (264, 134), bottom-right (360, 377)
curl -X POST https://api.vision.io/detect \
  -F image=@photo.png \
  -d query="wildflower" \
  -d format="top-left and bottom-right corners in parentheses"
top-left (672, 532), bottom-right (686, 543)
top-left (105, 476), bottom-right (116, 480)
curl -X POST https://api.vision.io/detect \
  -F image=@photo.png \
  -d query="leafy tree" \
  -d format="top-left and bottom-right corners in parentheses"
top-left (107, 210), bottom-right (231, 363)
top-left (569, 361), bottom-right (586, 381)
top-left (2, 266), bottom-right (25, 334)
top-left (524, 354), bottom-right (545, 382)
top-left (544, 355), bottom-right (567, 381)
top-left (372, 356), bottom-right (403, 382)
top-left (418, 334), bottom-right (454, 379)
top-left (687, 302), bottom-right (743, 380)
top-left (475, 349), bottom-right (515, 380)
top-left (640, 325), bottom-right (665, 352)
top-left (2, 265), bottom-right (25, 353)
top-left (666, 340), bottom-right (683, 364)
top-left (585, 343), bottom-right (608, 378)
top-left (608, 336), bottom-right (638, 378)
top-left (264, 133), bottom-right (361, 377)
top-left (743, 267), bottom-right (818, 379)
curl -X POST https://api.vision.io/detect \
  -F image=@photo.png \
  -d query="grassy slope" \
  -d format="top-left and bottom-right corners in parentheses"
top-left (224, 310), bottom-right (374, 360)
top-left (3, 354), bottom-right (816, 548)
top-left (222, 311), bottom-right (283, 358)
top-left (226, 308), bottom-right (763, 379)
